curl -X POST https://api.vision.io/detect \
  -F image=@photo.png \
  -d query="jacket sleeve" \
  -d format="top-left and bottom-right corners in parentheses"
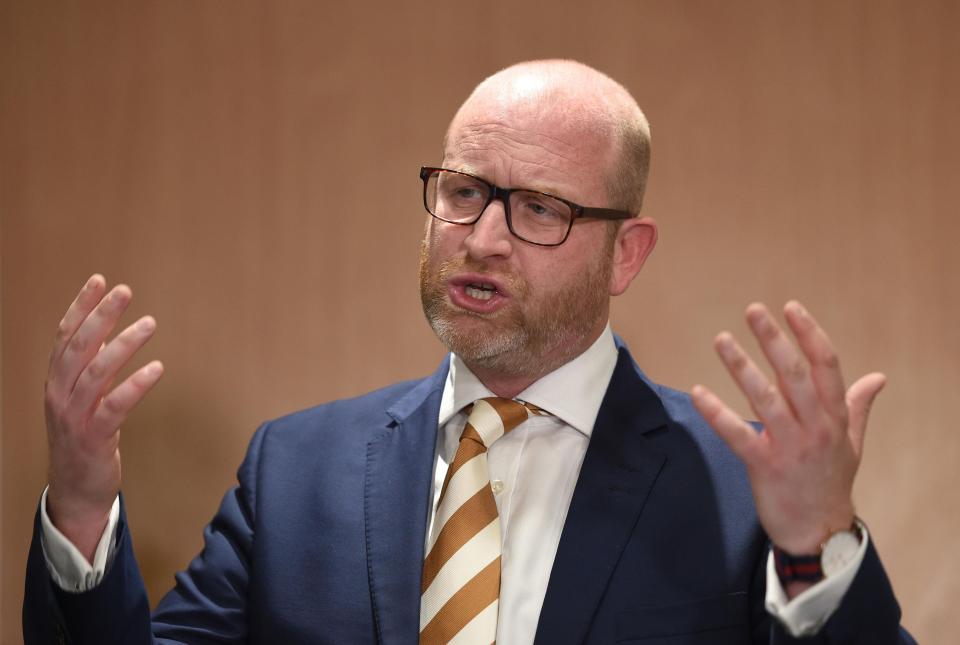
top-left (23, 495), bottom-right (155, 645)
top-left (22, 423), bottom-right (268, 645)
top-left (767, 539), bottom-right (917, 645)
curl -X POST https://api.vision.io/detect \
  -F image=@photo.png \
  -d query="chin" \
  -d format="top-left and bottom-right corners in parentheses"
top-left (428, 312), bottom-right (527, 363)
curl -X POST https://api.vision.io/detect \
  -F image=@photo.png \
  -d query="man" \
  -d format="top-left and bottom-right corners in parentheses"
top-left (25, 60), bottom-right (913, 643)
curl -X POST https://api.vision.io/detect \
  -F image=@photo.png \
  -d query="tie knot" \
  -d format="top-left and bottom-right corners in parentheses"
top-left (462, 397), bottom-right (545, 449)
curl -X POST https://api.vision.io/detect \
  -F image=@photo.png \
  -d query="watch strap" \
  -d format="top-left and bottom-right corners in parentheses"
top-left (772, 517), bottom-right (864, 586)
top-left (773, 547), bottom-right (824, 584)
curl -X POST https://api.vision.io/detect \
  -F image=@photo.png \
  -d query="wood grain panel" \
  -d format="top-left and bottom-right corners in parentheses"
top-left (3, 1), bottom-right (956, 641)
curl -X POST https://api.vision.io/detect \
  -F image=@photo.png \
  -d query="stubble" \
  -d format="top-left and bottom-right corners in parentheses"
top-left (418, 235), bottom-right (614, 379)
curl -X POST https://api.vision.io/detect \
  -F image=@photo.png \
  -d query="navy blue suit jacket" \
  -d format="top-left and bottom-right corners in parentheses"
top-left (24, 344), bottom-right (913, 644)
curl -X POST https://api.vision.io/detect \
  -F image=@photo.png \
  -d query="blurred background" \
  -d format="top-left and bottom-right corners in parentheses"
top-left (2, 0), bottom-right (957, 642)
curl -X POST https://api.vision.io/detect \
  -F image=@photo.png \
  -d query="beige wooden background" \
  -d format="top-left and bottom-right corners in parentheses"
top-left (2, 1), bottom-right (958, 642)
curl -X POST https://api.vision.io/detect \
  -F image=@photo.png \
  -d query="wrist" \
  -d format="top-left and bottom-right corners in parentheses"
top-left (784, 580), bottom-right (814, 599)
top-left (46, 489), bottom-right (113, 564)
top-left (772, 516), bottom-right (864, 592)
top-left (774, 506), bottom-right (856, 555)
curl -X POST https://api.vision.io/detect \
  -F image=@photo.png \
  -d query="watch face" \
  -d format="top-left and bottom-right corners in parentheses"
top-left (821, 530), bottom-right (861, 577)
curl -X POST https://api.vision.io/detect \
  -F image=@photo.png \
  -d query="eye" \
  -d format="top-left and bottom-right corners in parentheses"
top-left (526, 201), bottom-right (547, 215)
top-left (454, 186), bottom-right (484, 200)
top-left (516, 194), bottom-right (568, 223)
top-left (439, 175), bottom-right (486, 204)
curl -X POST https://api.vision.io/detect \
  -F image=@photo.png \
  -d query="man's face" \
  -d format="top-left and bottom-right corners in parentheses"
top-left (419, 91), bottom-right (619, 378)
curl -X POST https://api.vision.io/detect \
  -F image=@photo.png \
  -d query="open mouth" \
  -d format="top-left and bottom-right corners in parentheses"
top-left (447, 274), bottom-right (509, 313)
top-left (464, 282), bottom-right (498, 301)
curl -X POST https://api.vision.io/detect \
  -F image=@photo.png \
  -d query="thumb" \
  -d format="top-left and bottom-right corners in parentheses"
top-left (846, 372), bottom-right (887, 457)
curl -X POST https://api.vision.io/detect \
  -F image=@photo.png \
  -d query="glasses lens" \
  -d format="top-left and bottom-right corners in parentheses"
top-left (426, 170), bottom-right (489, 223)
top-left (509, 191), bottom-right (573, 245)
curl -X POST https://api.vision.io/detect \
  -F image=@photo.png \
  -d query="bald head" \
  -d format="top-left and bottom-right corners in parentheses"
top-left (445, 60), bottom-right (651, 214)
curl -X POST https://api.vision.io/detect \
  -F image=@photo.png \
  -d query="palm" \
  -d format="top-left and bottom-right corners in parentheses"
top-left (690, 302), bottom-right (885, 554)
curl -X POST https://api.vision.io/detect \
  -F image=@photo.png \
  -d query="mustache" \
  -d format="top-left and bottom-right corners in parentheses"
top-left (435, 256), bottom-right (526, 294)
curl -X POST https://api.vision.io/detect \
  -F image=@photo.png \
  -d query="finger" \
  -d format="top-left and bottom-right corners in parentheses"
top-left (745, 303), bottom-right (821, 426)
top-left (845, 372), bottom-right (886, 457)
top-left (691, 384), bottom-right (764, 464)
top-left (714, 332), bottom-right (799, 439)
top-left (67, 316), bottom-right (158, 418)
top-left (52, 284), bottom-right (133, 396)
top-left (783, 301), bottom-right (847, 421)
top-left (88, 361), bottom-right (164, 438)
top-left (49, 275), bottom-right (107, 368)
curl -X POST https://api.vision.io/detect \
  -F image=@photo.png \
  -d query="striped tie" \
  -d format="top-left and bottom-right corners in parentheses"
top-left (419, 397), bottom-right (544, 644)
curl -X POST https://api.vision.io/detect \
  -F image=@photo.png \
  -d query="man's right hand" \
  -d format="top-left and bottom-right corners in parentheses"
top-left (45, 274), bottom-right (164, 564)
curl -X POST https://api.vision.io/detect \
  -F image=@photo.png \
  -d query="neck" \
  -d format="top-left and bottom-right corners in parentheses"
top-left (465, 368), bottom-right (539, 400)
top-left (464, 321), bottom-right (607, 399)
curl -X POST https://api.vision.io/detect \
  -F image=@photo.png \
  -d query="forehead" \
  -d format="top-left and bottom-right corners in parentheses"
top-left (443, 93), bottom-right (615, 203)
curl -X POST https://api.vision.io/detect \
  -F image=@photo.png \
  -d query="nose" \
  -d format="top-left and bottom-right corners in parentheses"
top-left (463, 198), bottom-right (514, 261)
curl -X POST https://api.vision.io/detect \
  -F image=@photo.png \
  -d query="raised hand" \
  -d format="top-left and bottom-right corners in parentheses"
top-left (45, 275), bottom-right (164, 562)
top-left (690, 301), bottom-right (885, 565)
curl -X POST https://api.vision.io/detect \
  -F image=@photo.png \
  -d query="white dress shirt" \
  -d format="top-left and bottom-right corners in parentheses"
top-left (431, 324), bottom-right (617, 644)
top-left (42, 323), bottom-right (866, 639)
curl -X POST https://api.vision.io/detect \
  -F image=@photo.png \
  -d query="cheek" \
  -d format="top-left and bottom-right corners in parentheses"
top-left (420, 223), bottom-right (448, 261)
top-left (516, 255), bottom-right (573, 296)
top-left (420, 226), bottom-right (469, 281)
top-left (519, 238), bottom-right (611, 298)
top-left (426, 220), bottom-right (467, 251)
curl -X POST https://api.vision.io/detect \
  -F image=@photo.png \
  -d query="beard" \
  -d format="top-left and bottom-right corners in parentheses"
top-left (418, 237), bottom-right (614, 379)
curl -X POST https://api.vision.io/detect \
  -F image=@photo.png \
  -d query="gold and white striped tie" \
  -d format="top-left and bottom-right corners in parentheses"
top-left (419, 397), bottom-right (544, 644)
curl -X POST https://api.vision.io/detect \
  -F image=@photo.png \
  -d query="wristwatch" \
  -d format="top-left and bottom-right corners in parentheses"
top-left (773, 518), bottom-right (864, 585)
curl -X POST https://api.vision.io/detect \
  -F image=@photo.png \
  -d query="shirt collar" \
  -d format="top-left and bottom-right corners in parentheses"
top-left (438, 323), bottom-right (618, 438)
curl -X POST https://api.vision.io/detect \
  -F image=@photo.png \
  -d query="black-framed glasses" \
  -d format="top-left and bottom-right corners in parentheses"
top-left (419, 166), bottom-right (634, 247)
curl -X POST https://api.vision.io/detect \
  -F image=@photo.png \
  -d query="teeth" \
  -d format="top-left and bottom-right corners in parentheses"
top-left (465, 285), bottom-right (495, 301)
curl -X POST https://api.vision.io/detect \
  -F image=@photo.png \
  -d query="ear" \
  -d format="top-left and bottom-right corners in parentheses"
top-left (609, 217), bottom-right (658, 296)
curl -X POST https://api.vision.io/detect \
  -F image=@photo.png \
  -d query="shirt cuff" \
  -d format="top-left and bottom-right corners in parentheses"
top-left (39, 487), bottom-right (120, 593)
top-left (764, 522), bottom-right (869, 637)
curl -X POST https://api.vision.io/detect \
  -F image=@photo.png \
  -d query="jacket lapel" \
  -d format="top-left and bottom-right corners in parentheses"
top-left (534, 347), bottom-right (670, 645)
top-left (364, 359), bottom-right (448, 644)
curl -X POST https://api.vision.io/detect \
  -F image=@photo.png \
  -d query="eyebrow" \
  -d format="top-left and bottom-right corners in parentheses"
top-left (450, 164), bottom-right (568, 199)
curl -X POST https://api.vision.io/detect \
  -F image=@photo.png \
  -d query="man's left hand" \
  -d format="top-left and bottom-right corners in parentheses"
top-left (690, 301), bottom-right (885, 567)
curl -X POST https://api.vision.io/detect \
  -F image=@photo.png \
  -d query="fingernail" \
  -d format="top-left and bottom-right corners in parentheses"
top-left (138, 317), bottom-right (155, 332)
top-left (746, 307), bottom-right (765, 325)
top-left (716, 334), bottom-right (735, 356)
